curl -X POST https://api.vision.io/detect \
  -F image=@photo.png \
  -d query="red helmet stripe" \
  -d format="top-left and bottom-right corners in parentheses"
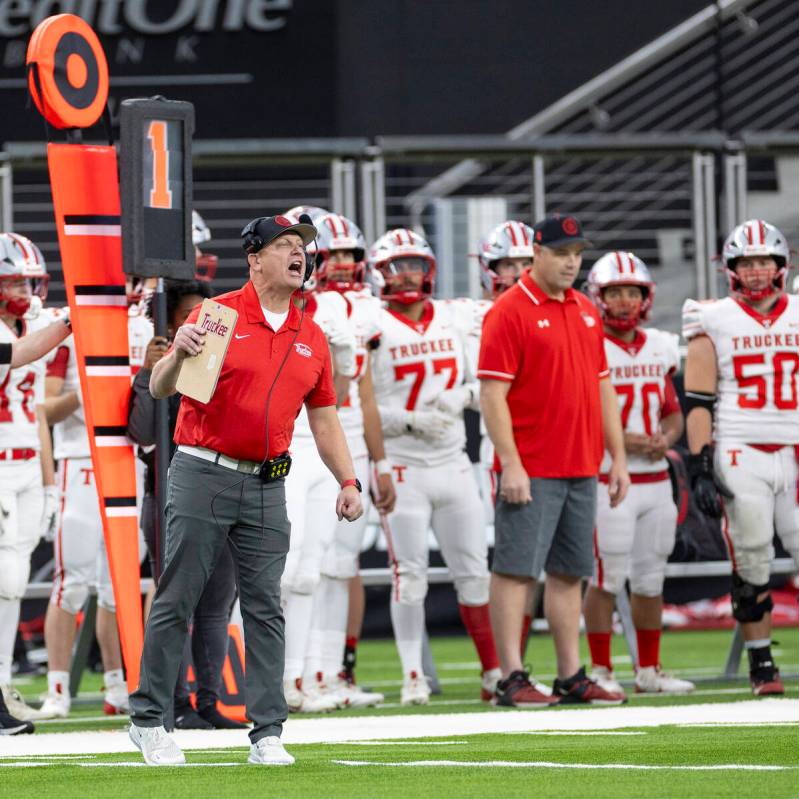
top-left (339, 216), bottom-right (350, 236)
top-left (614, 251), bottom-right (625, 274)
top-left (758, 220), bottom-right (766, 245)
top-left (7, 233), bottom-right (31, 263)
top-left (745, 223), bottom-right (754, 245)
top-left (505, 223), bottom-right (519, 247)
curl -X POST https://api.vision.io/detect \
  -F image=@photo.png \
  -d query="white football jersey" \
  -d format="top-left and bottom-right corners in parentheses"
top-left (293, 291), bottom-right (356, 441)
top-left (602, 327), bottom-right (681, 474)
top-left (0, 314), bottom-right (50, 450)
top-left (337, 288), bottom-right (383, 459)
top-left (372, 299), bottom-right (475, 467)
top-left (683, 294), bottom-right (799, 443)
top-left (48, 314), bottom-right (153, 460)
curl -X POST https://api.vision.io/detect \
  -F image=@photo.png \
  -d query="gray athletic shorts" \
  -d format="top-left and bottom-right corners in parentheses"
top-left (492, 476), bottom-right (597, 579)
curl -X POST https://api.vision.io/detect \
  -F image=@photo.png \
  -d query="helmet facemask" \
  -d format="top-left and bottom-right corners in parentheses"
top-left (316, 248), bottom-right (366, 293)
top-left (726, 256), bottom-right (786, 303)
top-left (599, 284), bottom-right (651, 332)
top-left (0, 275), bottom-right (48, 318)
top-left (377, 256), bottom-right (435, 305)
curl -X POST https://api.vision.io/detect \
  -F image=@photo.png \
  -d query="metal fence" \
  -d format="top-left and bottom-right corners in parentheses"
top-left (5, 132), bottom-right (799, 333)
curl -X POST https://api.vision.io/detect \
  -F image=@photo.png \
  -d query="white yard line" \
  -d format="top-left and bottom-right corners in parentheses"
top-left (333, 760), bottom-right (794, 771)
top-left (1, 699), bottom-right (797, 758)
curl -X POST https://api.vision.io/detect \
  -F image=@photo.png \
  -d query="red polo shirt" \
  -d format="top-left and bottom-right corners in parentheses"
top-left (173, 280), bottom-right (337, 461)
top-left (478, 271), bottom-right (609, 478)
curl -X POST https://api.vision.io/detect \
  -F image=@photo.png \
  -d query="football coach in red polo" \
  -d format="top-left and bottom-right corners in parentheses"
top-left (478, 214), bottom-right (630, 708)
top-left (129, 214), bottom-right (363, 767)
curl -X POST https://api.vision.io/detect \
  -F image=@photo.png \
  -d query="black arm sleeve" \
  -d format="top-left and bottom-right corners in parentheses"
top-left (126, 368), bottom-right (157, 446)
top-left (0, 342), bottom-right (11, 365)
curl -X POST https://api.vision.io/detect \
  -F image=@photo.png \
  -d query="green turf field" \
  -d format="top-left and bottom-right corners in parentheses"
top-left (4, 628), bottom-right (799, 798)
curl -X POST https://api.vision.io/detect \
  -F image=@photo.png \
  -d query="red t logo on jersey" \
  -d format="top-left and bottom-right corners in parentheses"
top-left (80, 467), bottom-right (94, 485)
top-left (392, 465), bottom-right (407, 483)
top-left (727, 449), bottom-right (742, 467)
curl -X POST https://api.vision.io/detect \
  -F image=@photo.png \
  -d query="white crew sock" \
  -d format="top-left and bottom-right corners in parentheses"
top-left (104, 668), bottom-right (125, 690)
top-left (316, 575), bottom-right (349, 679)
top-left (47, 670), bottom-right (70, 697)
top-left (390, 599), bottom-right (424, 677)
top-left (0, 597), bottom-right (21, 684)
top-left (283, 591), bottom-right (314, 682)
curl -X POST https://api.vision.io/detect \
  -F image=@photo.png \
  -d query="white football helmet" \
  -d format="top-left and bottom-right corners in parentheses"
top-left (285, 205), bottom-right (328, 224)
top-left (314, 213), bottom-right (367, 292)
top-left (192, 210), bottom-right (217, 282)
top-left (368, 229), bottom-right (436, 304)
top-left (722, 219), bottom-right (790, 301)
top-left (478, 220), bottom-right (533, 296)
top-left (192, 210), bottom-right (211, 245)
top-left (0, 233), bottom-right (48, 318)
top-left (586, 251), bottom-right (655, 331)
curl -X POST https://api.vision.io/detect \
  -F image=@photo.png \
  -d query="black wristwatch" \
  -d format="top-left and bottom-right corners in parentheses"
top-left (341, 478), bottom-right (362, 493)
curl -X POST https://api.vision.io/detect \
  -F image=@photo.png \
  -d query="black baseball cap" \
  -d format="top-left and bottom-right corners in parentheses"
top-left (241, 214), bottom-right (317, 253)
top-left (533, 214), bottom-right (592, 249)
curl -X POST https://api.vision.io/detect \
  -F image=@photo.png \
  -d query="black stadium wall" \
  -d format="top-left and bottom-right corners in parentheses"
top-left (0, 0), bottom-right (707, 143)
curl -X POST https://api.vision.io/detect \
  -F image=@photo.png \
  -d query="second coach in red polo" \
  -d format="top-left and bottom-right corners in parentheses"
top-left (478, 214), bottom-right (630, 708)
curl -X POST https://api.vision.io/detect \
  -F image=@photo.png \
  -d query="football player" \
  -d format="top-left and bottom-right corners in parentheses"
top-left (583, 252), bottom-right (694, 696)
top-left (369, 228), bottom-right (500, 706)
top-left (683, 219), bottom-right (799, 696)
top-left (302, 213), bottom-right (395, 708)
top-left (0, 234), bottom-right (60, 728)
top-left (279, 210), bottom-right (359, 713)
top-left (39, 268), bottom-right (153, 718)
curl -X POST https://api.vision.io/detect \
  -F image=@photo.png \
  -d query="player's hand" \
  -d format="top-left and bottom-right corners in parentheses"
top-left (607, 459), bottom-right (630, 508)
top-left (498, 461), bottom-right (531, 505)
top-left (143, 336), bottom-right (169, 370)
top-left (624, 432), bottom-right (651, 456)
top-left (173, 323), bottom-right (205, 359)
top-left (41, 484), bottom-right (60, 542)
top-left (645, 432), bottom-right (670, 461)
top-left (431, 385), bottom-right (474, 417)
top-left (686, 445), bottom-right (733, 518)
top-left (372, 472), bottom-right (396, 514)
top-left (408, 409), bottom-right (454, 442)
top-left (336, 486), bottom-right (364, 522)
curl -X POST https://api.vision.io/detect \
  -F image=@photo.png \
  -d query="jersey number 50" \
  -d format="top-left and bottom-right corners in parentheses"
top-left (733, 351), bottom-right (799, 410)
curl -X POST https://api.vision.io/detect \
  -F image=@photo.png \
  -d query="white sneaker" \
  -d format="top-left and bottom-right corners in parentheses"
top-left (481, 668), bottom-right (502, 702)
top-left (284, 678), bottom-right (304, 713)
top-left (248, 735), bottom-right (295, 766)
top-left (401, 671), bottom-right (430, 706)
top-left (104, 683), bottom-right (130, 715)
top-left (0, 684), bottom-right (47, 721)
top-left (635, 665), bottom-right (695, 694)
top-left (299, 684), bottom-right (339, 713)
top-left (129, 723), bottom-right (186, 766)
top-left (589, 666), bottom-right (626, 696)
top-left (37, 690), bottom-right (71, 719)
top-left (329, 675), bottom-right (384, 708)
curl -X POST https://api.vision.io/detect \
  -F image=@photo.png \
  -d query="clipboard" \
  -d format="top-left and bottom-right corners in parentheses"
top-left (175, 299), bottom-right (238, 404)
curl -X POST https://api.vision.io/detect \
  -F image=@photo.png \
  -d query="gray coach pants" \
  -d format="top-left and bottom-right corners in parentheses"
top-left (129, 450), bottom-right (290, 743)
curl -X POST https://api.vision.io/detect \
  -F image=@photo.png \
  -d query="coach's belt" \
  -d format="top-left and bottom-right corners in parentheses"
top-left (177, 445), bottom-right (261, 475)
top-left (0, 448), bottom-right (37, 462)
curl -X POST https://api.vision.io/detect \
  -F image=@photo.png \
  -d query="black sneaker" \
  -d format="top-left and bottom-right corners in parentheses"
top-left (493, 670), bottom-right (560, 708)
top-left (174, 706), bottom-right (214, 730)
top-left (553, 666), bottom-right (626, 705)
top-left (198, 705), bottom-right (248, 729)
top-left (0, 703), bottom-right (34, 735)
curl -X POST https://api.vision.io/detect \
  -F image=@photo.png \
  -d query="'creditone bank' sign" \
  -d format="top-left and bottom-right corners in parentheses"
top-left (0, 0), bottom-right (292, 35)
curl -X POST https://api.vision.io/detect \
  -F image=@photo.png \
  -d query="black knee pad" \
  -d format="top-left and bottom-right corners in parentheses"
top-left (731, 571), bottom-right (773, 623)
